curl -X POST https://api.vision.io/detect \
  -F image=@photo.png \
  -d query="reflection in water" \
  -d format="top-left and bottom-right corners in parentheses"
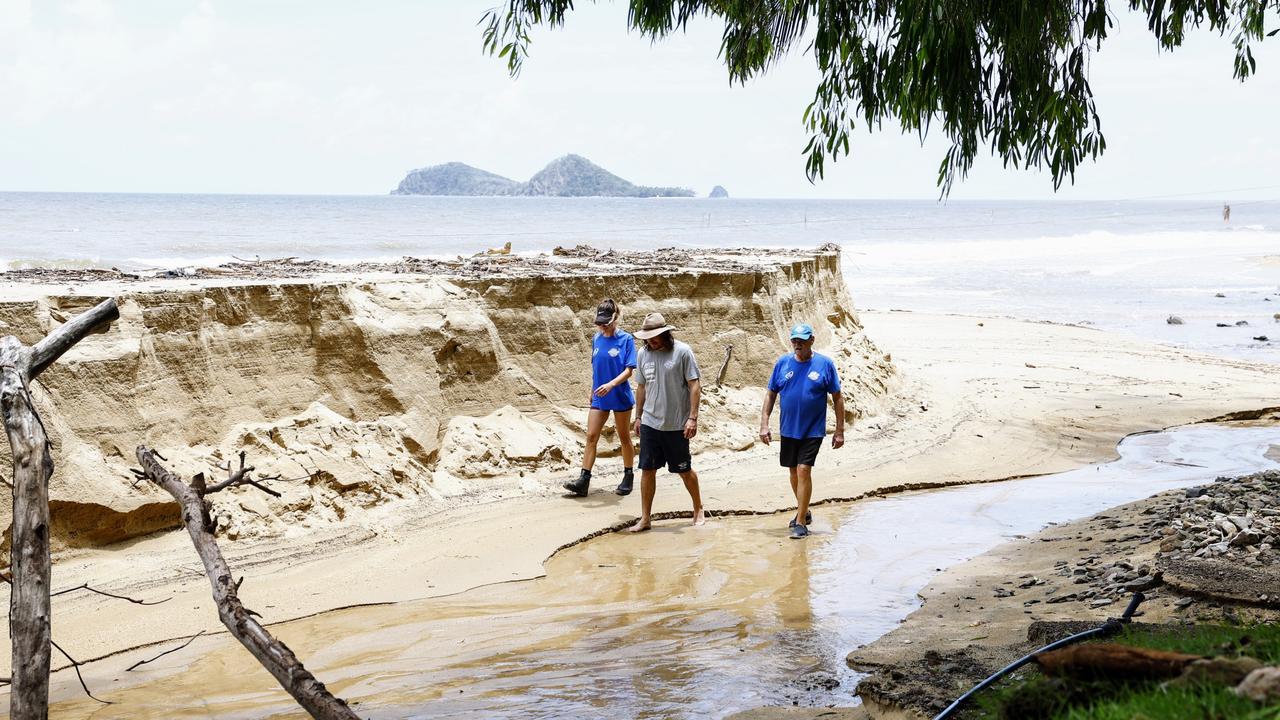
top-left (47, 426), bottom-right (1280, 719)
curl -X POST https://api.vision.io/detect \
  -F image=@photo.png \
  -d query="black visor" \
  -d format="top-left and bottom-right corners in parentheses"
top-left (594, 309), bottom-right (614, 325)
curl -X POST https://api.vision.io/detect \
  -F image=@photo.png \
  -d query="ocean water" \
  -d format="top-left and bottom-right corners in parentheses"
top-left (2, 192), bottom-right (1279, 361)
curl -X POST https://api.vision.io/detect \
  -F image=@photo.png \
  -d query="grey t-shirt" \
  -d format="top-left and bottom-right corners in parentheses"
top-left (636, 340), bottom-right (700, 431)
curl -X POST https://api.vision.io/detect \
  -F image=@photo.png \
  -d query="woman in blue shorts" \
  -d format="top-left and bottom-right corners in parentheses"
top-left (563, 298), bottom-right (638, 497)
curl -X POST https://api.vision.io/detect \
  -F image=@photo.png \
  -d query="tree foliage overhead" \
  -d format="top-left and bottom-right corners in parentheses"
top-left (482, 0), bottom-right (1278, 194)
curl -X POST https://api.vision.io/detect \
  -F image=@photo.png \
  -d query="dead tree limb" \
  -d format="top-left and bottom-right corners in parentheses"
top-left (125, 630), bottom-right (205, 672)
top-left (49, 582), bottom-right (169, 606)
top-left (135, 446), bottom-right (358, 720)
top-left (49, 639), bottom-right (109, 705)
top-left (3, 297), bottom-right (118, 720)
top-left (716, 344), bottom-right (733, 387)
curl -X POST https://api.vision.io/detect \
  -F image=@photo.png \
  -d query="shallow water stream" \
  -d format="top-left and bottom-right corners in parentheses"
top-left (49, 425), bottom-right (1280, 719)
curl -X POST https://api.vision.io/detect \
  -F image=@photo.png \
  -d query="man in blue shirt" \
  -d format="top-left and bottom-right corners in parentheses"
top-left (759, 323), bottom-right (845, 539)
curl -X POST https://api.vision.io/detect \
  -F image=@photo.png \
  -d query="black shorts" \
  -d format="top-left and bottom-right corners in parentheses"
top-left (639, 424), bottom-right (692, 474)
top-left (779, 436), bottom-right (823, 468)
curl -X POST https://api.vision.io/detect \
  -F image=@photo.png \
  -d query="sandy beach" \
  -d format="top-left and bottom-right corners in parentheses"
top-left (3, 250), bottom-right (1280, 717)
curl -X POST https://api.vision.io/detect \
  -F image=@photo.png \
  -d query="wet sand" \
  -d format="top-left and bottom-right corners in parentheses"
top-left (42, 425), bottom-right (1280, 718)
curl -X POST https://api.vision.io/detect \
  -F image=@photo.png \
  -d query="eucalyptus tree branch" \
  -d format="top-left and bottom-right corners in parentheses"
top-left (482, 0), bottom-right (1280, 193)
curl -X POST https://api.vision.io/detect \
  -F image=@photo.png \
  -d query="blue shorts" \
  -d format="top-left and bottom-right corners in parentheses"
top-left (590, 396), bottom-right (634, 412)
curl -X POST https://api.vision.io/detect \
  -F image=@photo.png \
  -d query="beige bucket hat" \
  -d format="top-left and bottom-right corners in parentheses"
top-left (634, 312), bottom-right (677, 340)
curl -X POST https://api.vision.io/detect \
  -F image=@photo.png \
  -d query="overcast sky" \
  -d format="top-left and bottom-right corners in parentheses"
top-left (1, 0), bottom-right (1277, 199)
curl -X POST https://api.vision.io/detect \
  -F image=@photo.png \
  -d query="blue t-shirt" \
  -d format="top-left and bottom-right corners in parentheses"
top-left (591, 329), bottom-right (638, 411)
top-left (768, 352), bottom-right (841, 439)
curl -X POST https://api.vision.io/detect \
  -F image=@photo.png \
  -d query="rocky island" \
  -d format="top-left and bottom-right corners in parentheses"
top-left (391, 153), bottom-right (695, 197)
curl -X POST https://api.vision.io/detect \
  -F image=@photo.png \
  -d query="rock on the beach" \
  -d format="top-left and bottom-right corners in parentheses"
top-left (1123, 574), bottom-right (1163, 592)
top-left (1236, 666), bottom-right (1280, 703)
top-left (792, 670), bottom-right (840, 691)
top-left (1167, 315), bottom-right (1185, 325)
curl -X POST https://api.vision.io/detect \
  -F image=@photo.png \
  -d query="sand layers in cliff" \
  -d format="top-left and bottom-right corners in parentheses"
top-left (0, 250), bottom-right (894, 556)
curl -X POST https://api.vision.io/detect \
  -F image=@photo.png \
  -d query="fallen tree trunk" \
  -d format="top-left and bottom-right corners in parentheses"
top-left (3, 297), bottom-right (119, 720)
top-left (134, 446), bottom-right (359, 720)
top-left (1035, 642), bottom-right (1203, 681)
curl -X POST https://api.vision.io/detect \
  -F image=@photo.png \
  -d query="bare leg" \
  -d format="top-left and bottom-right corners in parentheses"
top-left (629, 469), bottom-right (657, 532)
top-left (582, 408), bottom-right (608, 471)
top-left (680, 469), bottom-right (706, 525)
top-left (795, 465), bottom-right (813, 526)
top-left (614, 408), bottom-right (634, 468)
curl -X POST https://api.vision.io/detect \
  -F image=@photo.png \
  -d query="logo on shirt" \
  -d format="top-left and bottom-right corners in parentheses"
top-left (664, 360), bottom-right (676, 370)
top-left (784, 371), bottom-right (794, 380)
top-left (592, 348), bottom-right (599, 357)
top-left (608, 348), bottom-right (620, 357)
top-left (808, 370), bottom-right (821, 382)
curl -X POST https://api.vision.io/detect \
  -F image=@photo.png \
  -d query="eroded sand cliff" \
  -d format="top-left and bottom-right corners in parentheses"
top-left (0, 250), bottom-right (893, 556)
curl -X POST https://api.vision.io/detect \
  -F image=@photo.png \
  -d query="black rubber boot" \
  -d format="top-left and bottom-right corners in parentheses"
top-left (563, 469), bottom-right (591, 497)
top-left (615, 468), bottom-right (635, 496)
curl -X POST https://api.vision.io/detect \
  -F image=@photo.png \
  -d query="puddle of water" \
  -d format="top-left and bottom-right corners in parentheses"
top-left (45, 425), bottom-right (1280, 719)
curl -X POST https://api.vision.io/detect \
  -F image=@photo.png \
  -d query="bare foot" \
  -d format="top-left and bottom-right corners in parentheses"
top-left (691, 509), bottom-right (706, 526)
top-left (628, 518), bottom-right (651, 533)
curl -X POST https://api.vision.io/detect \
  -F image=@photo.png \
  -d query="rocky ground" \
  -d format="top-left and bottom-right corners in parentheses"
top-left (1156, 469), bottom-right (1280, 606)
top-left (848, 468), bottom-right (1280, 718)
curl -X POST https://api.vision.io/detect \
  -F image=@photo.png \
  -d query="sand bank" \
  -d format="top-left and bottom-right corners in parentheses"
top-left (3, 252), bottom-right (1280, 694)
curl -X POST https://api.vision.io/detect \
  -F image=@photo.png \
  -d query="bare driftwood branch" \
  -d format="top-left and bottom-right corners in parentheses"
top-left (3, 298), bottom-right (118, 720)
top-left (135, 446), bottom-right (358, 720)
top-left (126, 630), bottom-right (206, 672)
top-left (3, 562), bottom-right (140, 705)
top-left (716, 344), bottom-right (733, 387)
top-left (50, 639), bottom-right (109, 705)
top-left (29, 298), bottom-right (119, 379)
top-left (50, 582), bottom-right (170, 606)
top-left (204, 451), bottom-right (283, 497)
top-left (3, 335), bottom-right (55, 720)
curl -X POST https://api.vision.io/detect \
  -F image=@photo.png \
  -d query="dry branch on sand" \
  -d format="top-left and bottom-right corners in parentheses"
top-left (133, 446), bottom-right (359, 720)
top-left (2, 297), bottom-right (118, 720)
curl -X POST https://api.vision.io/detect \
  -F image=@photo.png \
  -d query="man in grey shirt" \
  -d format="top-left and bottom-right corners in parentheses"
top-left (628, 312), bottom-right (706, 532)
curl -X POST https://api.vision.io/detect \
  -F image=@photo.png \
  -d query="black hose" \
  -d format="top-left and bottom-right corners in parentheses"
top-left (931, 592), bottom-right (1145, 720)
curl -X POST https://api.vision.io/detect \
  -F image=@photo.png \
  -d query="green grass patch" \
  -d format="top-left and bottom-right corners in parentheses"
top-left (1112, 623), bottom-right (1280, 664)
top-left (964, 623), bottom-right (1280, 719)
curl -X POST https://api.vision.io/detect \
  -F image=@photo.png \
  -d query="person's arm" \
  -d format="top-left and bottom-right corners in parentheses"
top-left (831, 391), bottom-right (845, 449)
top-left (684, 378), bottom-right (701, 439)
top-left (759, 390), bottom-right (777, 444)
top-left (596, 366), bottom-right (633, 397)
top-left (632, 383), bottom-right (646, 436)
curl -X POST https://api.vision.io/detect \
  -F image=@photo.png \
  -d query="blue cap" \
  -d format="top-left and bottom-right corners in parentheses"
top-left (789, 323), bottom-right (814, 340)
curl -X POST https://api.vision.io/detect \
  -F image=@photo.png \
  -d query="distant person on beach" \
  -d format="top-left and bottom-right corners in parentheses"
top-left (759, 323), bottom-right (845, 539)
top-left (628, 312), bottom-right (706, 532)
top-left (1224, 203), bottom-right (1231, 223)
top-left (563, 298), bottom-right (637, 497)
